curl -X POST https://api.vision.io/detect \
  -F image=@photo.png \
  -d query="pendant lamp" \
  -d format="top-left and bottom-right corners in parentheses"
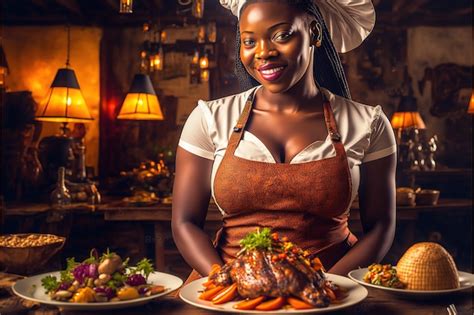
top-left (36, 25), bottom-right (93, 135)
top-left (0, 42), bottom-right (9, 88)
top-left (117, 73), bottom-right (164, 120)
top-left (468, 91), bottom-right (474, 114)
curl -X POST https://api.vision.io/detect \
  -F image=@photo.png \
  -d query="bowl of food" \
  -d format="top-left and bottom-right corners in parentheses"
top-left (396, 242), bottom-right (459, 290)
top-left (0, 233), bottom-right (65, 275)
top-left (415, 189), bottom-right (440, 206)
top-left (396, 187), bottom-right (416, 206)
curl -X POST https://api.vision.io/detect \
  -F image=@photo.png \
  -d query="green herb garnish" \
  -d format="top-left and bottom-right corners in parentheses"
top-left (41, 275), bottom-right (59, 294)
top-left (135, 258), bottom-right (154, 280)
top-left (239, 228), bottom-right (273, 252)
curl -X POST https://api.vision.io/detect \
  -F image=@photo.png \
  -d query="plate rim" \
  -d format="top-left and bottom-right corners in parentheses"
top-left (179, 273), bottom-right (368, 314)
top-left (347, 268), bottom-right (474, 294)
top-left (12, 270), bottom-right (183, 309)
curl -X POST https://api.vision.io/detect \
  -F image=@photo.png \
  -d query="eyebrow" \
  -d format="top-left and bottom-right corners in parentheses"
top-left (241, 22), bottom-right (292, 34)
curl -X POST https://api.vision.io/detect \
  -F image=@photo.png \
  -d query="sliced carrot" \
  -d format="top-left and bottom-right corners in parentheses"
top-left (234, 296), bottom-right (266, 310)
top-left (325, 287), bottom-right (337, 301)
top-left (255, 296), bottom-right (287, 311)
top-left (312, 257), bottom-right (325, 271)
top-left (198, 286), bottom-right (225, 301)
top-left (212, 283), bottom-right (238, 304)
top-left (287, 297), bottom-right (313, 309)
top-left (208, 264), bottom-right (221, 277)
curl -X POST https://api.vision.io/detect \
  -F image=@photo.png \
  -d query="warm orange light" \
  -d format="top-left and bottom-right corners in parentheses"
top-left (160, 31), bottom-right (167, 44)
top-left (390, 111), bottom-right (426, 129)
top-left (199, 54), bottom-right (209, 69)
top-left (200, 69), bottom-right (209, 82)
top-left (0, 67), bottom-right (6, 87)
top-left (468, 91), bottom-right (474, 114)
top-left (120, 0), bottom-right (133, 13)
top-left (36, 87), bottom-right (92, 122)
top-left (117, 93), bottom-right (164, 120)
top-left (192, 51), bottom-right (199, 65)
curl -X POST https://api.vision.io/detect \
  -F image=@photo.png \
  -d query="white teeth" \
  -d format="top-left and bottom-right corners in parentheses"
top-left (261, 67), bottom-right (284, 75)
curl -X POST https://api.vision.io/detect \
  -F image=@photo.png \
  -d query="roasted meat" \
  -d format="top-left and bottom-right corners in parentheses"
top-left (209, 228), bottom-right (331, 307)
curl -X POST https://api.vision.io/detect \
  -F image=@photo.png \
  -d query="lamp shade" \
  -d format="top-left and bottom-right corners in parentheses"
top-left (36, 68), bottom-right (93, 122)
top-left (117, 74), bottom-right (164, 120)
top-left (390, 95), bottom-right (426, 129)
top-left (468, 91), bottom-right (474, 114)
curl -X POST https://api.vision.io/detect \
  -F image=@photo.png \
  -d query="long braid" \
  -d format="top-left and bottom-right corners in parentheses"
top-left (234, 0), bottom-right (351, 99)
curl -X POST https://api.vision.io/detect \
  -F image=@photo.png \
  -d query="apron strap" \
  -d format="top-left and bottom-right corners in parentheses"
top-left (227, 89), bottom-right (346, 156)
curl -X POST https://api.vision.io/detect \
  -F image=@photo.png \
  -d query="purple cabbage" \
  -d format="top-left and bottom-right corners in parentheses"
top-left (72, 263), bottom-right (99, 284)
top-left (126, 274), bottom-right (146, 286)
top-left (58, 281), bottom-right (72, 290)
top-left (94, 286), bottom-right (115, 300)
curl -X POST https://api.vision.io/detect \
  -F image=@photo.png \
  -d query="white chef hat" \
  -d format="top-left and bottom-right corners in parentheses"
top-left (219, 0), bottom-right (375, 53)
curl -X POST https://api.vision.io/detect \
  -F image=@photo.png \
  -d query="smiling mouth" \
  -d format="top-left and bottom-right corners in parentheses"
top-left (258, 66), bottom-right (286, 81)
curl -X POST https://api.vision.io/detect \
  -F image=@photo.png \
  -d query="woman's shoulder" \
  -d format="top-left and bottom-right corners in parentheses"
top-left (323, 88), bottom-right (383, 125)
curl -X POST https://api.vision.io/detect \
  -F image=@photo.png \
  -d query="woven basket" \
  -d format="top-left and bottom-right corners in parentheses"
top-left (396, 242), bottom-right (459, 290)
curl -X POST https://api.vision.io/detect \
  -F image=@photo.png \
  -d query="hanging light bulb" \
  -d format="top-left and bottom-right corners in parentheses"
top-left (200, 69), bottom-right (210, 82)
top-left (149, 43), bottom-right (164, 72)
top-left (192, 50), bottom-right (199, 65)
top-left (197, 25), bottom-right (206, 44)
top-left (120, 0), bottom-right (133, 13)
top-left (199, 53), bottom-right (209, 69)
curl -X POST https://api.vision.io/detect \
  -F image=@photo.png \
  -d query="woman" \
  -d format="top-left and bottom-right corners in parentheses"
top-left (172, 0), bottom-right (396, 279)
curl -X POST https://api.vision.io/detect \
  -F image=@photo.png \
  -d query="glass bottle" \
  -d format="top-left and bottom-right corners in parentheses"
top-left (50, 167), bottom-right (72, 208)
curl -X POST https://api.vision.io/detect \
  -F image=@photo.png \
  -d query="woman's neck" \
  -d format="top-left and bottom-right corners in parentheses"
top-left (257, 81), bottom-right (323, 115)
top-left (256, 59), bottom-right (323, 114)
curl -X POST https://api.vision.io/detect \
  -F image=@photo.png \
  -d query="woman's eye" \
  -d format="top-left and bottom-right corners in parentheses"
top-left (242, 39), bottom-right (255, 46)
top-left (274, 32), bottom-right (292, 41)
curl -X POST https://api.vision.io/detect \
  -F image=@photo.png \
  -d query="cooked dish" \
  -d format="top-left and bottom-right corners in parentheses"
top-left (363, 264), bottom-right (405, 288)
top-left (0, 234), bottom-right (64, 247)
top-left (396, 242), bottom-right (459, 290)
top-left (40, 250), bottom-right (165, 302)
top-left (199, 228), bottom-right (346, 311)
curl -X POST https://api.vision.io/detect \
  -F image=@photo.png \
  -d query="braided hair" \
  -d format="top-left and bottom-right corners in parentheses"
top-left (235, 0), bottom-right (351, 99)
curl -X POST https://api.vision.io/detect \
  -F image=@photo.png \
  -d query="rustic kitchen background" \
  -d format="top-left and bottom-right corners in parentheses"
top-left (1, 0), bottom-right (472, 278)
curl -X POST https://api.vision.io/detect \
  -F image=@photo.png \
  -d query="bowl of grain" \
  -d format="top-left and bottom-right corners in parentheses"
top-left (0, 234), bottom-right (65, 275)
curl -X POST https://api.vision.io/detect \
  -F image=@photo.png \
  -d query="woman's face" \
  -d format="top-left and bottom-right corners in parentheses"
top-left (239, 1), bottom-right (313, 93)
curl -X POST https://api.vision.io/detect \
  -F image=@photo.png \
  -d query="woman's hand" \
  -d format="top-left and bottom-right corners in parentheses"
top-left (328, 153), bottom-right (396, 275)
top-left (172, 147), bottom-right (224, 275)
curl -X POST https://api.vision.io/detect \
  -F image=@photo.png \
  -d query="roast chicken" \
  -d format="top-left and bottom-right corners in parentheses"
top-left (209, 228), bottom-right (332, 307)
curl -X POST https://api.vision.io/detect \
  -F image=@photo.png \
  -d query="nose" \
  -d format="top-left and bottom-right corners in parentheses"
top-left (255, 40), bottom-right (278, 59)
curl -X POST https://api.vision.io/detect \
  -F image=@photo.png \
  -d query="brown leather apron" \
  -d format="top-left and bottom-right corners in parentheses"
top-left (184, 90), bottom-right (357, 283)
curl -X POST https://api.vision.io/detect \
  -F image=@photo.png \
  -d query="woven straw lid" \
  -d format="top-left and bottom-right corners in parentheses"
top-left (396, 242), bottom-right (459, 290)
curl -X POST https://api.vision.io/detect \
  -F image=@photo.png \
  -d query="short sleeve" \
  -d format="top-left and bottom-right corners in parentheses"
top-left (178, 102), bottom-right (215, 160)
top-left (362, 107), bottom-right (397, 163)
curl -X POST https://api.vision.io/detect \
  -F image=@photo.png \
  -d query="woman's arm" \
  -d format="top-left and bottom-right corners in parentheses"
top-left (328, 153), bottom-right (396, 275)
top-left (171, 147), bottom-right (224, 275)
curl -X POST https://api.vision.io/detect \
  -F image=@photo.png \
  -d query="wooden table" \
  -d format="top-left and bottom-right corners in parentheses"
top-left (0, 272), bottom-right (472, 315)
top-left (4, 199), bottom-right (472, 272)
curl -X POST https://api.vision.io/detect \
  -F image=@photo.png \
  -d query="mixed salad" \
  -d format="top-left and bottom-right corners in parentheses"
top-left (363, 263), bottom-right (406, 289)
top-left (40, 249), bottom-right (165, 303)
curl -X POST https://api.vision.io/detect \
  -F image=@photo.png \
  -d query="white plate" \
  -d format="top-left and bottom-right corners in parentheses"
top-left (348, 268), bottom-right (474, 296)
top-left (179, 274), bottom-right (368, 314)
top-left (12, 271), bottom-right (183, 310)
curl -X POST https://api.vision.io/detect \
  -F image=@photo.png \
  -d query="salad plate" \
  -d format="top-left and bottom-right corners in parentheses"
top-left (12, 271), bottom-right (182, 310)
top-left (348, 268), bottom-right (474, 296)
top-left (180, 274), bottom-right (368, 314)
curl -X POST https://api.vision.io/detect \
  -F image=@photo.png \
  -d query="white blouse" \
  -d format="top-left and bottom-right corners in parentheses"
top-left (178, 86), bottom-right (397, 214)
